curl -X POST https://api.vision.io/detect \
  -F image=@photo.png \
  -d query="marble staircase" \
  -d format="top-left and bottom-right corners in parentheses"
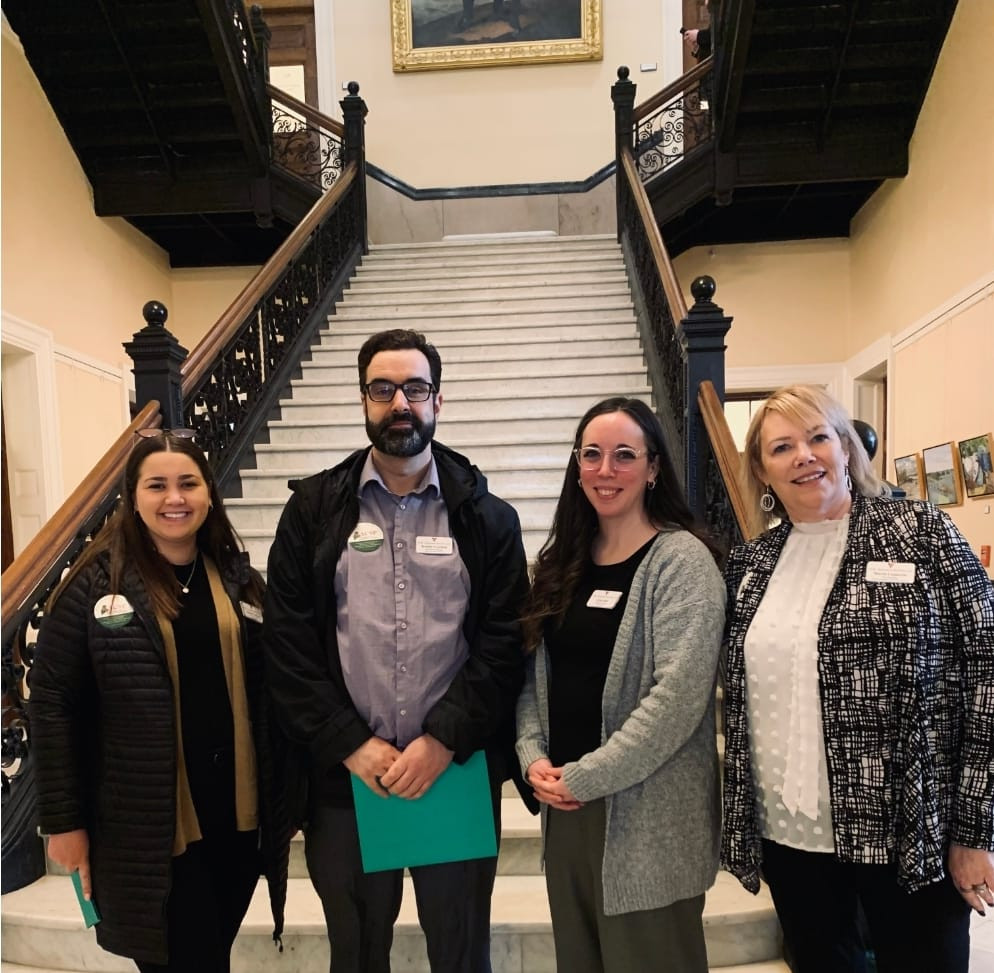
top-left (1, 234), bottom-right (788, 973)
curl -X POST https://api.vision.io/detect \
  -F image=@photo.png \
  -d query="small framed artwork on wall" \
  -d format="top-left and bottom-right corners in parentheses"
top-left (893, 453), bottom-right (925, 501)
top-left (922, 442), bottom-right (964, 507)
top-left (957, 433), bottom-right (994, 498)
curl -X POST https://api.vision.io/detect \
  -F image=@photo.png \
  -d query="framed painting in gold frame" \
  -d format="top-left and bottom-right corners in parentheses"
top-left (390, 0), bottom-right (603, 73)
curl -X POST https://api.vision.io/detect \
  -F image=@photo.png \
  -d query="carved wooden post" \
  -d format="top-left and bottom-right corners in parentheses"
top-left (679, 275), bottom-right (732, 520)
top-left (123, 302), bottom-right (188, 429)
top-left (341, 81), bottom-right (369, 255)
top-left (250, 4), bottom-right (272, 83)
top-left (610, 66), bottom-right (637, 243)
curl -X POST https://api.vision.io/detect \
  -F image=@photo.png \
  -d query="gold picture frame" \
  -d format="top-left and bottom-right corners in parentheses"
top-left (922, 441), bottom-right (965, 507)
top-left (893, 452), bottom-right (925, 501)
top-left (391, 0), bottom-right (603, 73)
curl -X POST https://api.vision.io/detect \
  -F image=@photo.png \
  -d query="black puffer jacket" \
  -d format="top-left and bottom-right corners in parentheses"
top-left (30, 552), bottom-right (291, 965)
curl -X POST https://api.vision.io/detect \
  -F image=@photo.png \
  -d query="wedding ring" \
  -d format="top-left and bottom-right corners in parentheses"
top-left (973, 883), bottom-right (989, 892)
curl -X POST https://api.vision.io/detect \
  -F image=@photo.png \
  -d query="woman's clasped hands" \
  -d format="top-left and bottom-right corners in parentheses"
top-left (526, 757), bottom-right (583, 811)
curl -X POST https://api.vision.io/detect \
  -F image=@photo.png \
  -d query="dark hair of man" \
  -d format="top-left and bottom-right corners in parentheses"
top-left (521, 397), bottom-right (723, 651)
top-left (49, 434), bottom-right (262, 619)
top-left (356, 329), bottom-right (442, 391)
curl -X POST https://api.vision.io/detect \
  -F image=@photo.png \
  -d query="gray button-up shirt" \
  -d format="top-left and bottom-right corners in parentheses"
top-left (335, 452), bottom-right (470, 747)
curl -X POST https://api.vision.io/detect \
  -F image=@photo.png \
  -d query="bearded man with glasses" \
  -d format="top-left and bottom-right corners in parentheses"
top-left (263, 328), bottom-right (529, 973)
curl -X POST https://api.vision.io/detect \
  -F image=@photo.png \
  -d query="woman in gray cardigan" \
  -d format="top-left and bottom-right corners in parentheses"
top-left (516, 398), bottom-right (726, 973)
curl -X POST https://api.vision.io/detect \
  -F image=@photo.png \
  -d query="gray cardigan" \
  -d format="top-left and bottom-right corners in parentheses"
top-left (516, 530), bottom-right (725, 914)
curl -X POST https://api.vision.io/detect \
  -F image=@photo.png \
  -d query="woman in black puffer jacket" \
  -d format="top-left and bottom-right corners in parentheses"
top-left (31, 430), bottom-right (291, 972)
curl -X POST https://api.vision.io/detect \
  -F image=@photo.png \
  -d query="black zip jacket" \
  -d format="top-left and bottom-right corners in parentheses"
top-left (263, 441), bottom-right (529, 813)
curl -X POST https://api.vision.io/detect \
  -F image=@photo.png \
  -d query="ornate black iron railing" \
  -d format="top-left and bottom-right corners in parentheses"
top-left (632, 68), bottom-right (714, 184)
top-left (270, 86), bottom-right (346, 192)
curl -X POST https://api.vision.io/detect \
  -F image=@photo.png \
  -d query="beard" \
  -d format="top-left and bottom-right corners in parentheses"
top-left (365, 409), bottom-right (436, 458)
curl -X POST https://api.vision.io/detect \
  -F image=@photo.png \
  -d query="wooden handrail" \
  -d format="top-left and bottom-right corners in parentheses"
top-left (634, 56), bottom-right (712, 123)
top-left (618, 146), bottom-right (687, 321)
top-left (268, 83), bottom-right (345, 138)
top-left (182, 162), bottom-right (356, 395)
top-left (698, 380), bottom-right (754, 542)
top-left (0, 401), bottom-right (163, 619)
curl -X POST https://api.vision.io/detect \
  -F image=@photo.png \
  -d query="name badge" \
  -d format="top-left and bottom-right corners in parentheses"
top-left (240, 602), bottom-right (263, 624)
top-left (587, 589), bottom-right (623, 609)
top-left (865, 561), bottom-right (916, 584)
top-left (416, 535), bottom-right (453, 555)
top-left (93, 594), bottom-right (135, 629)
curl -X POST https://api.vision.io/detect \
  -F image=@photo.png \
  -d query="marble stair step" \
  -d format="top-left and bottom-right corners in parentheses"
top-left (345, 275), bottom-right (629, 297)
top-left (240, 466), bottom-right (570, 500)
top-left (260, 415), bottom-right (590, 444)
top-left (0, 872), bottom-right (782, 973)
top-left (251, 440), bottom-right (576, 473)
top-left (287, 371), bottom-right (650, 402)
top-left (366, 234), bottom-right (617, 259)
top-left (274, 389), bottom-right (650, 423)
top-left (299, 353), bottom-right (647, 383)
top-left (323, 314), bottom-right (637, 336)
top-left (351, 262), bottom-right (626, 286)
top-left (306, 338), bottom-right (642, 365)
top-left (334, 293), bottom-right (634, 319)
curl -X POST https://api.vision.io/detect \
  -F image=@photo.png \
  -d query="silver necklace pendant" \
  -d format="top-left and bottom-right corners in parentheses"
top-left (180, 553), bottom-right (199, 594)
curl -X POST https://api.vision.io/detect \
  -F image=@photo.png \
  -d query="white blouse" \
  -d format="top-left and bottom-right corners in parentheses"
top-left (743, 516), bottom-right (849, 853)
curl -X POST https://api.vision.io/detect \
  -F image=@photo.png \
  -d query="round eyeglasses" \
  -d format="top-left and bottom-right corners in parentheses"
top-left (574, 446), bottom-right (647, 470)
top-left (136, 428), bottom-right (196, 442)
top-left (363, 380), bottom-right (435, 403)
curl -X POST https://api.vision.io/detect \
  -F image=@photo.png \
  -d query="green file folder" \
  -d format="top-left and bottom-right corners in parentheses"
top-left (350, 749), bottom-right (497, 873)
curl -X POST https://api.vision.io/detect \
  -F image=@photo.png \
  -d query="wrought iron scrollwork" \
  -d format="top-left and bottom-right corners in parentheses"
top-left (633, 76), bottom-right (713, 184)
top-left (271, 103), bottom-right (345, 191)
top-left (702, 434), bottom-right (743, 556)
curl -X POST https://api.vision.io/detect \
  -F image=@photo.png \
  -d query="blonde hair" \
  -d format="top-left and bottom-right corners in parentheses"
top-left (742, 384), bottom-right (890, 528)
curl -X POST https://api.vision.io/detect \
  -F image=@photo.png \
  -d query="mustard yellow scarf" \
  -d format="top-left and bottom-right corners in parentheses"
top-left (155, 555), bottom-right (258, 856)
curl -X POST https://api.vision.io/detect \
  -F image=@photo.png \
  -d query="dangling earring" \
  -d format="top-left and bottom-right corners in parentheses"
top-left (760, 485), bottom-right (776, 513)
top-left (577, 477), bottom-right (582, 487)
top-left (845, 467), bottom-right (853, 492)
top-left (647, 479), bottom-right (656, 491)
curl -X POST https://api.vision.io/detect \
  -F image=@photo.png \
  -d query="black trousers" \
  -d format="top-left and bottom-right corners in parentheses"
top-left (135, 829), bottom-right (260, 973)
top-left (760, 839), bottom-right (971, 973)
top-left (304, 800), bottom-right (499, 973)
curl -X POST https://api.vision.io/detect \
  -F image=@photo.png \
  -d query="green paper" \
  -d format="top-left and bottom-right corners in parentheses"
top-left (351, 749), bottom-right (496, 873)
top-left (71, 870), bottom-right (100, 927)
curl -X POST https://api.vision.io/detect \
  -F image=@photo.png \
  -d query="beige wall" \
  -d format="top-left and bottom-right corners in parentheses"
top-left (169, 267), bottom-right (260, 353)
top-left (332, 0), bottom-right (670, 187)
top-left (674, 239), bottom-right (851, 369)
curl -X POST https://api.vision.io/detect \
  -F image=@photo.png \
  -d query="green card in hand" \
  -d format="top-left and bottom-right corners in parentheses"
top-left (71, 870), bottom-right (100, 928)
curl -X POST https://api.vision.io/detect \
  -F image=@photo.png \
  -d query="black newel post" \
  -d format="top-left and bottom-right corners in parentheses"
top-left (680, 276), bottom-right (732, 520)
top-left (250, 4), bottom-right (272, 82)
top-left (341, 81), bottom-right (369, 255)
top-left (123, 302), bottom-right (188, 428)
top-left (610, 66), bottom-right (636, 242)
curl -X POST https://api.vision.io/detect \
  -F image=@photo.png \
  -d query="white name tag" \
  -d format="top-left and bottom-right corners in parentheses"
top-left (865, 561), bottom-right (916, 584)
top-left (240, 602), bottom-right (263, 624)
top-left (587, 589), bottom-right (623, 609)
top-left (416, 535), bottom-right (454, 555)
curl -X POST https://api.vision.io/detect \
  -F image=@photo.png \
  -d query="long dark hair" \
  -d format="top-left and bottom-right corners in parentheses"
top-left (521, 397), bottom-right (722, 651)
top-left (50, 433), bottom-right (262, 618)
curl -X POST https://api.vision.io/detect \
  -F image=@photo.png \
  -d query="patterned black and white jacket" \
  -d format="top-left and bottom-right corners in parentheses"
top-left (721, 494), bottom-right (994, 893)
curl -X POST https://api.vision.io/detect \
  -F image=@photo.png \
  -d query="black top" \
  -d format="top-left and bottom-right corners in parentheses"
top-left (546, 536), bottom-right (656, 765)
top-left (171, 557), bottom-right (235, 835)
